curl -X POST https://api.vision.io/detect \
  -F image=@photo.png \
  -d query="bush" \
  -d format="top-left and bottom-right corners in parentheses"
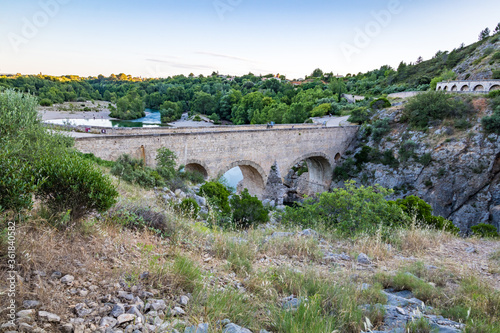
top-left (471, 223), bottom-right (499, 238)
top-left (281, 180), bottom-right (408, 236)
top-left (177, 198), bottom-right (200, 218)
top-left (39, 98), bottom-right (52, 106)
top-left (392, 195), bottom-right (459, 233)
top-left (111, 154), bottom-right (164, 188)
top-left (35, 152), bottom-right (118, 220)
top-left (398, 140), bottom-right (417, 162)
top-left (403, 91), bottom-right (472, 129)
top-left (370, 98), bottom-right (391, 110)
top-left (198, 181), bottom-right (231, 215)
top-left (0, 149), bottom-right (39, 212)
top-left (371, 118), bottom-right (391, 142)
top-left (481, 95), bottom-right (500, 133)
top-left (156, 147), bottom-right (177, 180)
top-left (348, 107), bottom-right (370, 124)
top-left (230, 188), bottom-right (269, 228)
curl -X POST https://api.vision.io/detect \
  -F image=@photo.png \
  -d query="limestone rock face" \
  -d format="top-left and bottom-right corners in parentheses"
top-left (333, 103), bottom-right (500, 233)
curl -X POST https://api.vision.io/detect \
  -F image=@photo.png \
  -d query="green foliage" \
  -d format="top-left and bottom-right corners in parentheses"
top-left (348, 107), bottom-right (370, 124)
top-left (35, 152), bottom-right (118, 220)
top-left (177, 198), bottom-right (200, 218)
top-left (370, 97), bottom-right (391, 110)
top-left (77, 152), bottom-right (115, 168)
top-left (110, 90), bottom-right (145, 120)
top-left (403, 91), bottom-right (472, 129)
top-left (281, 180), bottom-right (408, 236)
top-left (111, 154), bottom-right (164, 188)
top-left (429, 76), bottom-right (443, 91)
top-left (198, 181), bottom-right (231, 215)
top-left (230, 188), bottom-right (269, 228)
top-left (310, 103), bottom-right (332, 117)
top-left (405, 317), bottom-right (433, 333)
top-left (172, 255), bottom-right (202, 293)
top-left (371, 118), bottom-right (391, 142)
top-left (392, 195), bottom-right (460, 233)
top-left (155, 147), bottom-right (177, 180)
top-left (39, 98), bottom-right (52, 106)
top-left (419, 153), bottom-right (432, 166)
top-left (0, 149), bottom-right (39, 212)
top-left (481, 96), bottom-right (500, 134)
top-left (471, 223), bottom-right (499, 238)
top-left (398, 140), bottom-right (417, 162)
top-left (159, 100), bottom-right (183, 123)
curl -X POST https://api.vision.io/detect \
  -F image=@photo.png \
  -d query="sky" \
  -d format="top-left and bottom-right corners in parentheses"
top-left (1, 0), bottom-right (499, 79)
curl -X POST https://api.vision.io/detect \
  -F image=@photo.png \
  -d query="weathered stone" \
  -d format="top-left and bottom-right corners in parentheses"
top-left (184, 323), bottom-right (209, 333)
top-left (99, 317), bottom-right (117, 328)
top-left (38, 311), bottom-right (60, 322)
top-left (110, 304), bottom-right (125, 318)
top-left (223, 323), bottom-right (252, 333)
top-left (357, 253), bottom-right (372, 265)
top-left (60, 275), bottom-right (75, 285)
top-left (116, 314), bottom-right (136, 325)
top-left (178, 295), bottom-right (189, 306)
top-left (168, 306), bottom-right (186, 316)
top-left (18, 322), bottom-right (34, 332)
top-left (17, 309), bottom-right (35, 318)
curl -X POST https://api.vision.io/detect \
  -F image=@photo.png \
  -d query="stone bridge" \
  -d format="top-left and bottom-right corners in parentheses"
top-left (436, 80), bottom-right (500, 93)
top-left (74, 124), bottom-right (358, 199)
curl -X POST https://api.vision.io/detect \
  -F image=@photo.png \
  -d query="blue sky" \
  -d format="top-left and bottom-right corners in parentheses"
top-left (1, 0), bottom-right (499, 79)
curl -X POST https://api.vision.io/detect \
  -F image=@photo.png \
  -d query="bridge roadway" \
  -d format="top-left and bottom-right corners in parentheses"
top-left (74, 123), bottom-right (359, 198)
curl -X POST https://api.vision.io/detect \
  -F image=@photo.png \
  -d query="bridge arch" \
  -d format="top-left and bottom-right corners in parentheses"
top-left (491, 85), bottom-right (500, 92)
top-left (451, 85), bottom-right (457, 91)
top-left (460, 85), bottom-right (469, 91)
top-left (184, 159), bottom-right (209, 179)
top-left (443, 86), bottom-right (448, 91)
top-left (286, 152), bottom-right (334, 195)
top-left (473, 84), bottom-right (484, 91)
top-left (221, 160), bottom-right (267, 198)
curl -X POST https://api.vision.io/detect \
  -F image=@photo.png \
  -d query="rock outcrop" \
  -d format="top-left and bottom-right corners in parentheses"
top-left (333, 99), bottom-right (500, 232)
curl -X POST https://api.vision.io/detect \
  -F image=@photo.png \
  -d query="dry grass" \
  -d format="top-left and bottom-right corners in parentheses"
top-left (260, 236), bottom-right (323, 261)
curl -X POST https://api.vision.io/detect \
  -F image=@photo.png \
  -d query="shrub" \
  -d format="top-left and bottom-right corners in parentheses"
top-left (348, 107), bottom-right (370, 124)
top-left (370, 97), bottom-right (391, 110)
top-left (282, 180), bottom-right (408, 236)
top-left (481, 95), bottom-right (500, 133)
top-left (371, 118), bottom-right (391, 142)
top-left (471, 223), bottom-right (499, 238)
top-left (198, 181), bottom-right (231, 215)
top-left (39, 98), bottom-right (52, 106)
top-left (230, 188), bottom-right (269, 228)
top-left (193, 114), bottom-right (202, 121)
top-left (35, 152), bottom-right (118, 220)
top-left (403, 91), bottom-right (472, 129)
top-left (177, 198), bottom-right (200, 218)
top-left (398, 140), bottom-right (417, 162)
top-left (392, 195), bottom-right (459, 233)
top-left (155, 147), bottom-right (177, 180)
top-left (111, 154), bottom-right (164, 188)
top-left (0, 149), bottom-right (39, 212)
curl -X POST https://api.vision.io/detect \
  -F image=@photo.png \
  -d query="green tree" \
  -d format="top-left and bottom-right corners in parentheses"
top-left (479, 27), bottom-right (491, 40)
top-left (191, 91), bottom-right (215, 115)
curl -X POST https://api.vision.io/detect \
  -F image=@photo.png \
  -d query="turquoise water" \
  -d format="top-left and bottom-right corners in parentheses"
top-left (45, 109), bottom-right (164, 128)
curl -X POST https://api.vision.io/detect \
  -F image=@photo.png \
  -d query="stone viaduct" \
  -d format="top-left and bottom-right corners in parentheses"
top-left (74, 124), bottom-right (359, 199)
top-left (436, 80), bottom-right (500, 93)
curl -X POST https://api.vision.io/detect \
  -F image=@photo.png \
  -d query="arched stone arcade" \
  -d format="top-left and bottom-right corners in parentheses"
top-left (184, 159), bottom-right (209, 179)
top-left (220, 160), bottom-right (267, 199)
top-left (286, 152), bottom-right (335, 195)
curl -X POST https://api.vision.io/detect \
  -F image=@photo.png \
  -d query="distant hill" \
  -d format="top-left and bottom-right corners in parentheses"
top-left (346, 33), bottom-right (500, 96)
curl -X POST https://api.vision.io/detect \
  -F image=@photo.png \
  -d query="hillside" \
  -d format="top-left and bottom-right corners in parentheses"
top-left (334, 92), bottom-right (500, 233)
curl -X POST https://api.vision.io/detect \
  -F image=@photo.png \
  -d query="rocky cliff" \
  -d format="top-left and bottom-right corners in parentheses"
top-left (332, 97), bottom-right (500, 233)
